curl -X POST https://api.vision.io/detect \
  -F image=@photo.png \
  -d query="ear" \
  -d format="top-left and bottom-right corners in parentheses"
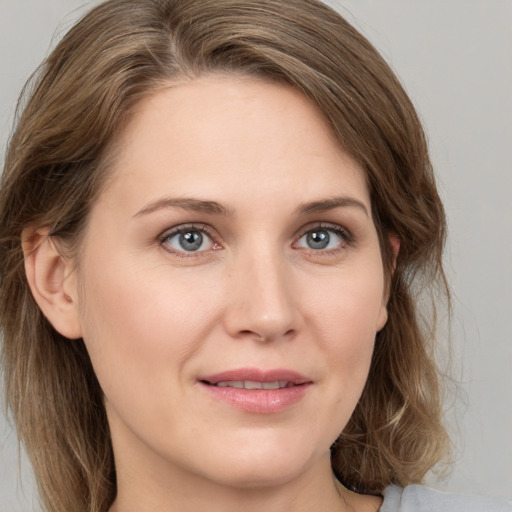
top-left (390, 235), bottom-right (400, 271)
top-left (22, 227), bottom-right (82, 339)
top-left (376, 234), bottom-right (401, 332)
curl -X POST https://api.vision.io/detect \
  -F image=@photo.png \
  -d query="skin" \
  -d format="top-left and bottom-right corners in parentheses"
top-left (27, 75), bottom-right (387, 511)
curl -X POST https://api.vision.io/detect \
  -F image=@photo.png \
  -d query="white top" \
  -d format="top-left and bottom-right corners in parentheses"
top-left (380, 485), bottom-right (512, 511)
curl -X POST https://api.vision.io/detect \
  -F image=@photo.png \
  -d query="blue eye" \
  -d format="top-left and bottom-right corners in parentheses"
top-left (162, 228), bottom-right (214, 253)
top-left (296, 227), bottom-right (349, 251)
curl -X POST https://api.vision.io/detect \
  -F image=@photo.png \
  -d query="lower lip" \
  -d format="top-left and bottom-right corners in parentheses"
top-left (199, 382), bottom-right (311, 414)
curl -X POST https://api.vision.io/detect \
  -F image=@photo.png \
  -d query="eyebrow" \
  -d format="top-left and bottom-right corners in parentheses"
top-left (133, 195), bottom-right (369, 218)
top-left (133, 197), bottom-right (233, 218)
top-left (297, 196), bottom-right (369, 217)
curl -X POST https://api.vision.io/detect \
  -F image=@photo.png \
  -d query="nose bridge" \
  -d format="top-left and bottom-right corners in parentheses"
top-left (225, 242), bottom-right (298, 341)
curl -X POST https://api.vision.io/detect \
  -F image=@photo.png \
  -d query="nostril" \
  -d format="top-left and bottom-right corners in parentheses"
top-left (236, 328), bottom-right (296, 343)
top-left (236, 330), bottom-right (270, 343)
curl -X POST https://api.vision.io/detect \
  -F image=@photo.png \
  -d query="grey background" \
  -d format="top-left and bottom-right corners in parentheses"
top-left (1, 1), bottom-right (511, 510)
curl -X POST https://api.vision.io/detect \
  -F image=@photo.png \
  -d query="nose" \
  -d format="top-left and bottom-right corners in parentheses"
top-left (223, 249), bottom-right (301, 343)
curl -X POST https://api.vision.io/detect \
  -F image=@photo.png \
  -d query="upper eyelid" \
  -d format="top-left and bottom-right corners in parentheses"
top-left (157, 221), bottom-right (354, 250)
top-left (158, 224), bottom-right (220, 256)
top-left (159, 223), bottom-right (215, 240)
top-left (294, 222), bottom-right (352, 240)
top-left (292, 223), bottom-right (356, 254)
top-left (157, 223), bottom-right (222, 259)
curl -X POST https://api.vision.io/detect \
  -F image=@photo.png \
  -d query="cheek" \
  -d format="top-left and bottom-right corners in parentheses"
top-left (313, 267), bottom-right (385, 341)
top-left (76, 257), bottom-right (224, 389)
top-left (306, 263), bottom-right (385, 386)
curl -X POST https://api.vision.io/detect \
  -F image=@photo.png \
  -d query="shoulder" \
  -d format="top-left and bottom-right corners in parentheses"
top-left (380, 484), bottom-right (512, 512)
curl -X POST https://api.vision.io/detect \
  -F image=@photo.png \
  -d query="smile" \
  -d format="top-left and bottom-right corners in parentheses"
top-left (198, 368), bottom-right (312, 413)
top-left (211, 380), bottom-right (294, 389)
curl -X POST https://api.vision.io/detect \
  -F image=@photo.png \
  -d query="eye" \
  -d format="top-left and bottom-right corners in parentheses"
top-left (294, 225), bottom-right (352, 251)
top-left (161, 225), bottom-right (217, 254)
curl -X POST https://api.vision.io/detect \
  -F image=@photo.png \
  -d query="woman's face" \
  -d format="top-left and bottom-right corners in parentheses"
top-left (73, 75), bottom-right (388, 489)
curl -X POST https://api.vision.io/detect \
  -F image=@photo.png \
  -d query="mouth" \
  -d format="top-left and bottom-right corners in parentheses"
top-left (198, 368), bottom-right (312, 413)
top-left (205, 380), bottom-right (298, 390)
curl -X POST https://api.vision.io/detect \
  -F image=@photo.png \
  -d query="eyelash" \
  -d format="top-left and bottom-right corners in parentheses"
top-left (159, 222), bottom-right (355, 257)
top-left (293, 223), bottom-right (355, 255)
top-left (159, 224), bottom-right (220, 258)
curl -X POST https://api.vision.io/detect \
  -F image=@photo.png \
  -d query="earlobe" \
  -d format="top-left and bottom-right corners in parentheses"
top-left (22, 227), bottom-right (82, 339)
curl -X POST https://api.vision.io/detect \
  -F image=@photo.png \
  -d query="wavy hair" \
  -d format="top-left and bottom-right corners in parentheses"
top-left (0, 0), bottom-right (449, 510)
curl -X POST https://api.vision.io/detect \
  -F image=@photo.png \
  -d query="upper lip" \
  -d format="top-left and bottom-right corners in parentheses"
top-left (199, 368), bottom-right (312, 385)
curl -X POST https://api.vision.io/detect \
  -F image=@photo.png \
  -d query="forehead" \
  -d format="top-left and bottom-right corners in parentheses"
top-left (97, 74), bottom-right (370, 215)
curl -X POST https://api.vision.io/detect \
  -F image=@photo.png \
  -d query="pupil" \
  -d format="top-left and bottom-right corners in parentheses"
top-left (180, 231), bottom-right (203, 251)
top-left (307, 230), bottom-right (329, 249)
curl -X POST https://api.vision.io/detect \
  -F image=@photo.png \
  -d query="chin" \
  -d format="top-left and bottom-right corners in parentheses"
top-left (195, 441), bottom-right (323, 489)
top-left (213, 463), bottom-right (307, 489)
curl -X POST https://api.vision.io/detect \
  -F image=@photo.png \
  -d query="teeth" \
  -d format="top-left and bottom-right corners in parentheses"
top-left (244, 380), bottom-right (263, 390)
top-left (214, 380), bottom-right (290, 390)
top-left (217, 381), bottom-right (244, 388)
top-left (263, 380), bottom-right (290, 389)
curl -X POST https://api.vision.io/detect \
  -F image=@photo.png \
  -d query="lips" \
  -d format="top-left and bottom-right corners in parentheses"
top-left (198, 368), bottom-right (312, 413)
top-left (214, 380), bottom-right (292, 390)
top-left (200, 368), bottom-right (311, 385)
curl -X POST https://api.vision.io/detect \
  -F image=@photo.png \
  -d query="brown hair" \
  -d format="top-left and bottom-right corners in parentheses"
top-left (0, 0), bottom-right (449, 510)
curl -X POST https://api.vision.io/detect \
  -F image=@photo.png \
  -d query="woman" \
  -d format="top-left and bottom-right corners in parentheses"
top-left (0, 1), bottom-right (510, 511)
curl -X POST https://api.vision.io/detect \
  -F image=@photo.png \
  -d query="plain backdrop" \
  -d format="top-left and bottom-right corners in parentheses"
top-left (1, 1), bottom-right (511, 510)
